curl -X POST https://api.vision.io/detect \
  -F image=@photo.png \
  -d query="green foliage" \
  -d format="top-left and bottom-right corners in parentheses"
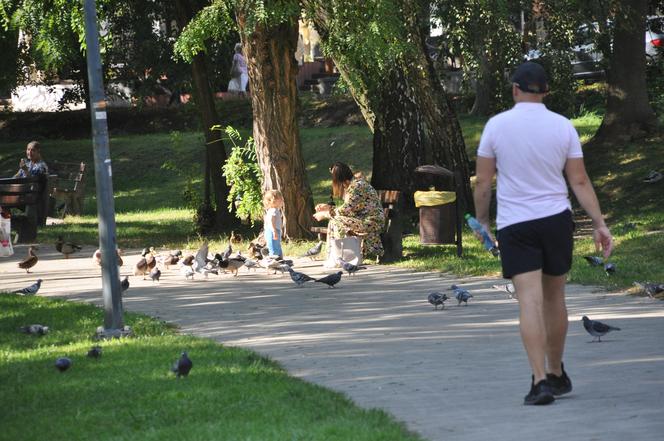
top-left (161, 131), bottom-right (204, 212)
top-left (173, 2), bottom-right (235, 63)
top-left (646, 53), bottom-right (664, 118)
top-left (218, 125), bottom-right (264, 226)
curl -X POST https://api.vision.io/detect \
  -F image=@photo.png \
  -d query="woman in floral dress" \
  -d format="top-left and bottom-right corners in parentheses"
top-left (313, 162), bottom-right (385, 258)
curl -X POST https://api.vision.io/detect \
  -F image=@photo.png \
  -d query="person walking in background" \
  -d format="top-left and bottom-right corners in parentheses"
top-left (15, 141), bottom-right (48, 178)
top-left (473, 62), bottom-right (612, 405)
top-left (228, 43), bottom-right (248, 97)
top-left (263, 190), bottom-right (284, 258)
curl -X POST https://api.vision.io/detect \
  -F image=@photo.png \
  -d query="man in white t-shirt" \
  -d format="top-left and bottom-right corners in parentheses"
top-left (473, 62), bottom-right (613, 405)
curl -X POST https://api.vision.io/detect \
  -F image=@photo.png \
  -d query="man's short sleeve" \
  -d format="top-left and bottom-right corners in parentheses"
top-left (477, 119), bottom-right (496, 158)
top-left (566, 122), bottom-right (583, 158)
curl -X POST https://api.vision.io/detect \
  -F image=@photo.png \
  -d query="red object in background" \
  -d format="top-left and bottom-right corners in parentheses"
top-left (651, 38), bottom-right (663, 47)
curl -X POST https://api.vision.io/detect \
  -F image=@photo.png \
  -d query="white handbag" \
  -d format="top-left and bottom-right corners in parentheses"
top-left (0, 217), bottom-right (14, 257)
top-left (324, 236), bottom-right (362, 268)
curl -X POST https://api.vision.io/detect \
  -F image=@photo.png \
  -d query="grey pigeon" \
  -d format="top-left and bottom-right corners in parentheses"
top-left (149, 267), bottom-right (161, 282)
top-left (87, 346), bottom-right (102, 359)
top-left (171, 351), bottom-right (193, 378)
top-left (315, 271), bottom-right (343, 288)
top-left (450, 284), bottom-right (460, 291)
top-left (180, 264), bottom-right (195, 280)
top-left (13, 279), bottom-right (42, 295)
top-left (287, 267), bottom-right (315, 287)
top-left (244, 258), bottom-right (260, 271)
top-left (221, 243), bottom-right (233, 261)
top-left (55, 357), bottom-right (72, 372)
top-left (492, 283), bottom-right (516, 299)
top-left (582, 316), bottom-right (620, 342)
top-left (121, 276), bottom-right (130, 292)
top-left (583, 256), bottom-right (604, 266)
top-left (337, 258), bottom-right (367, 276)
top-left (604, 263), bottom-right (616, 275)
top-left (454, 289), bottom-right (473, 306)
top-left (301, 241), bottom-right (324, 260)
top-left (428, 292), bottom-right (449, 310)
top-left (633, 281), bottom-right (664, 298)
top-left (19, 324), bottom-right (49, 335)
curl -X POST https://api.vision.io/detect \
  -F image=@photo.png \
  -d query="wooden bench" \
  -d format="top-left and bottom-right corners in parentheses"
top-left (0, 175), bottom-right (48, 243)
top-left (310, 189), bottom-right (404, 263)
top-left (49, 161), bottom-right (87, 217)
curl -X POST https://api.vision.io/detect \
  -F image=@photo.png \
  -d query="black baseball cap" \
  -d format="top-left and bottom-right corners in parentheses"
top-left (511, 61), bottom-right (549, 94)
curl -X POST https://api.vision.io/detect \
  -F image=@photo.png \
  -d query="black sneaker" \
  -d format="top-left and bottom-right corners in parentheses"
top-left (524, 377), bottom-right (555, 405)
top-left (547, 363), bottom-right (572, 396)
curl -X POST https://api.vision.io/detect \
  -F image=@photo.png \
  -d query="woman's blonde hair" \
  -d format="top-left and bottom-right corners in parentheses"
top-left (263, 189), bottom-right (283, 208)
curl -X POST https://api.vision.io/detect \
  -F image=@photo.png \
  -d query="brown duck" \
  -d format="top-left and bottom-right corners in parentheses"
top-left (55, 236), bottom-right (82, 259)
top-left (18, 246), bottom-right (39, 273)
top-left (92, 248), bottom-right (124, 267)
top-left (145, 247), bottom-right (157, 272)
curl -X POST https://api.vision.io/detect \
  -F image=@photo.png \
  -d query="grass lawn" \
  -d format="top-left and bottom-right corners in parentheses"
top-left (1, 111), bottom-right (662, 292)
top-left (0, 294), bottom-right (422, 441)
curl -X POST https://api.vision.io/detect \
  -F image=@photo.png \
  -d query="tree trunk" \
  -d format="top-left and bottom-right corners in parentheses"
top-left (236, 10), bottom-right (314, 239)
top-left (302, 0), bottom-right (472, 209)
top-left (591, 0), bottom-right (658, 144)
top-left (174, 0), bottom-right (234, 230)
top-left (469, 48), bottom-right (495, 116)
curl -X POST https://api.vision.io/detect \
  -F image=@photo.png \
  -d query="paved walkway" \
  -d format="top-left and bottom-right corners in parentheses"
top-left (2, 244), bottom-right (663, 441)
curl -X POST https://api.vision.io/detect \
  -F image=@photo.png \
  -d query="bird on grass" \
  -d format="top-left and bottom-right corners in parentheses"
top-left (604, 263), bottom-right (616, 276)
top-left (583, 256), bottom-right (603, 266)
top-left (149, 267), bottom-right (161, 282)
top-left (287, 267), bottom-right (315, 287)
top-left (87, 346), bottom-right (102, 359)
top-left (582, 316), bottom-right (621, 342)
top-left (121, 276), bottom-right (130, 292)
top-left (13, 279), bottom-right (42, 296)
top-left (19, 324), bottom-right (49, 335)
top-left (301, 241), bottom-right (324, 260)
top-left (492, 283), bottom-right (516, 299)
top-left (172, 351), bottom-right (193, 378)
top-left (428, 292), bottom-right (448, 310)
top-left (454, 289), bottom-right (473, 306)
top-left (18, 246), bottom-right (38, 273)
top-left (55, 236), bottom-right (82, 259)
top-left (316, 271), bottom-right (343, 288)
top-left (337, 258), bottom-right (366, 276)
top-left (55, 357), bottom-right (72, 372)
top-left (633, 281), bottom-right (664, 298)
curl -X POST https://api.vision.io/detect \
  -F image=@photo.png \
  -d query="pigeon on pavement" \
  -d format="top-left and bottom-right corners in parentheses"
top-left (582, 316), bottom-right (621, 342)
top-left (428, 292), bottom-right (449, 310)
top-left (180, 264), bottom-right (195, 280)
top-left (19, 324), bottom-right (49, 335)
top-left (633, 281), bottom-right (664, 298)
top-left (301, 241), bottom-right (324, 260)
top-left (337, 258), bottom-right (366, 276)
top-left (287, 267), bottom-right (315, 287)
top-left (243, 258), bottom-right (260, 271)
top-left (121, 276), bottom-right (130, 292)
top-left (149, 267), bottom-right (161, 282)
top-left (492, 283), bottom-right (516, 299)
top-left (315, 271), bottom-right (343, 288)
top-left (87, 346), bottom-right (102, 359)
top-left (172, 351), bottom-right (193, 378)
top-left (13, 279), bottom-right (42, 295)
top-left (55, 357), bottom-right (72, 372)
top-left (454, 289), bottom-right (473, 306)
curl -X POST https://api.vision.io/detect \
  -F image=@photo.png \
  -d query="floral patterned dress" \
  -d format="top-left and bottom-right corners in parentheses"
top-left (328, 178), bottom-right (385, 257)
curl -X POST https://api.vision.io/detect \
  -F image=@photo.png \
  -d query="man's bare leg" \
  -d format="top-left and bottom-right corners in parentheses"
top-left (542, 273), bottom-right (568, 376)
top-left (512, 269), bottom-right (547, 382)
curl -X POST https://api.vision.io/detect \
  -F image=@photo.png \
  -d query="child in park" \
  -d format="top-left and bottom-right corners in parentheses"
top-left (263, 190), bottom-right (284, 258)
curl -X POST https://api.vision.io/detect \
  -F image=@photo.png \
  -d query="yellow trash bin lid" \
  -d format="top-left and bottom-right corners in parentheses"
top-left (414, 190), bottom-right (456, 207)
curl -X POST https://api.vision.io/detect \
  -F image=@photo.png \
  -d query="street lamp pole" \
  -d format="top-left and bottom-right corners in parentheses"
top-left (82, 0), bottom-right (125, 334)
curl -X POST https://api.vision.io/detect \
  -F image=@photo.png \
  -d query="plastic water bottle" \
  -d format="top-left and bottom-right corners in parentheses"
top-left (465, 213), bottom-right (500, 257)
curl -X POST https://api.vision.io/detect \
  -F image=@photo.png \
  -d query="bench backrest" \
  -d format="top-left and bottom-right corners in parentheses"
top-left (50, 161), bottom-right (86, 193)
top-left (377, 190), bottom-right (402, 223)
top-left (0, 176), bottom-right (47, 207)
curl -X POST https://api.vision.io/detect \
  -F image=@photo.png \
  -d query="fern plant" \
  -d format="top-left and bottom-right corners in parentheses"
top-left (216, 125), bottom-right (264, 225)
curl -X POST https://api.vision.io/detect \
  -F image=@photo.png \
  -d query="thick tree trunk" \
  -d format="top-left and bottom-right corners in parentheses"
top-left (174, 0), bottom-right (234, 230)
top-left (237, 10), bottom-right (314, 239)
top-left (469, 49), bottom-right (495, 116)
top-left (591, 0), bottom-right (658, 143)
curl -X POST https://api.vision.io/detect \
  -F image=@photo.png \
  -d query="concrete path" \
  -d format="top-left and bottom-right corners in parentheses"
top-left (2, 244), bottom-right (663, 441)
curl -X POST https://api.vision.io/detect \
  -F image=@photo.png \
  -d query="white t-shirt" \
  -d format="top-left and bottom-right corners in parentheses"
top-left (477, 102), bottom-right (583, 230)
top-left (264, 207), bottom-right (282, 232)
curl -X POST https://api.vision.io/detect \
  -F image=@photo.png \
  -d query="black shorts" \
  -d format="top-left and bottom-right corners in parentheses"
top-left (497, 209), bottom-right (575, 279)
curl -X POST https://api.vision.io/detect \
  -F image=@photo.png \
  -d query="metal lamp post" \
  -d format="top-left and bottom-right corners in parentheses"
top-left (82, 0), bottom-right (127, 337)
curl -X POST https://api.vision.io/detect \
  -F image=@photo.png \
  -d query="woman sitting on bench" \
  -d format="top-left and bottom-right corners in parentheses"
top-left (313, 162), bottom-right (385, 258)
top-left (14, 141), bottom-right (49, 178)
